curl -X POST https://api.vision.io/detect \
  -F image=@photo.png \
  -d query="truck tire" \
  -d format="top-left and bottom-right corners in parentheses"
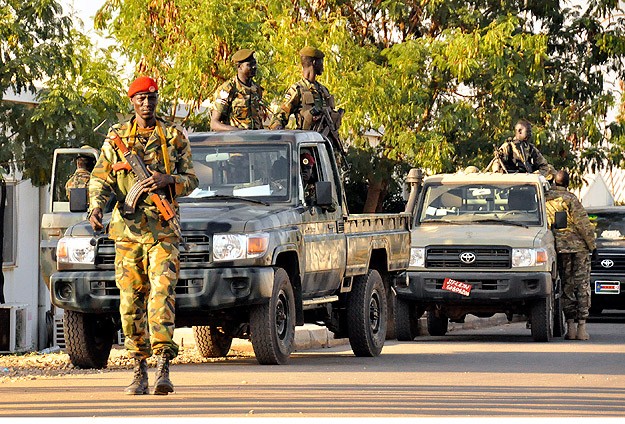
top-left (395, 297), bottom-right (419, 341)
top-left (552, 278), bottom-right (565, 338)
top-left (63, 310), bottom-right (114, 369)
top-left (192, 326), bottom-right (233, 358)
top-left (427, 312), bottom-right (449, 336)
top-left (347, 269), bottom-right (387, 357)
top-left (530, 296), bottom-right (553, 342)
top-left (249, 268), bottom-right (295, 365)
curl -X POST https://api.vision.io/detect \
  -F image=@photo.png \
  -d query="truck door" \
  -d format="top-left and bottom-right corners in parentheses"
top-left (299, 144), bottom-right (347, 297)
top-left (40, 148), bottom-right (99, 291)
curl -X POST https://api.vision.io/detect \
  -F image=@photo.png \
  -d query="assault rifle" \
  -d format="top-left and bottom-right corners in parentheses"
top-left (486, 145), bottom-right (509, 173)
top-left (311, 106), bottom-right (348, 169)
top-left (106, 128), bottom-right (183, 240)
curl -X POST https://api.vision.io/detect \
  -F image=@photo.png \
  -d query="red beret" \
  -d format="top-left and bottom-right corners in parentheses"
top-left (301, 152), bottom-right (315, 166)
top-left (127, 76), bottom-right (158, 98)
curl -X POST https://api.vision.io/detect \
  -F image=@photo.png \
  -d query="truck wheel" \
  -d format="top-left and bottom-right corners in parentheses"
top-left (63, 310), bottom-right (114, 369)
top-left (249, 268), bottom-right (295, 365)
top-left (427, 312), bottom-right (449, 336)
top-left (192, 326), bottom-right (233, 358)
top-left (347, 269), bottom-right (387, 357)
top-left (552, 279), bottom-right (565, 338)
top-left (395, 297), bottom-right (419, 341)
top-left (530, 296), bottom-right (553, 342)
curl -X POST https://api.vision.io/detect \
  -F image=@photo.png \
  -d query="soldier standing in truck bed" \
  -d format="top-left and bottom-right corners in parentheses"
top-left (269, 46), bottom-right (341, 132)
top-left (210, 49), bottom-right (266, 130)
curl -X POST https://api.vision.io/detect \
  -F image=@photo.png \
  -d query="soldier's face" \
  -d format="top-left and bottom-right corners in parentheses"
top-left (131, 91), bottom-right (158, 121)
top-left (240, 59), bottom-right (257, 79)
top-left (515, 123), bottom-right (531, 141)
top-left (313, 58), bottom-right (324, 76)
top-left (301, 164), bottom-right (313, 183)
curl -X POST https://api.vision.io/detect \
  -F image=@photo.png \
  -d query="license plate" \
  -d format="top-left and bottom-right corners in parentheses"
top-left (442, 278), bottom-right (472, 296)
top-left (595, 281), bottom-right (621, 294)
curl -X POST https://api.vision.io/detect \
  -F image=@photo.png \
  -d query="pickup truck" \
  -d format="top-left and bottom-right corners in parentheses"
top-left (394, 171), bottom-right (565, 342)
top-left (49, 130), bottom-right (412, 367)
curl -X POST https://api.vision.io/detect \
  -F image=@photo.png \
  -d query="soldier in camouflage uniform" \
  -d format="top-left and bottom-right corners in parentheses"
top-left (493, 119), bottom-right (550, 176)
top-left (546, 170), bottom-right (597, 340)
top-left (65, 151), bottom-right (95, 199)
top-left (88, 76), bottom-right (198, 395)
top-left (270, 46), bottom-right (341, 131)
top-left (300, 151), bottom-right (316, 205)
top-left (210, 49), bottom-right (266, 130)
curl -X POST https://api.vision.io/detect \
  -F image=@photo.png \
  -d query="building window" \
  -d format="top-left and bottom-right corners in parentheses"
top-left (2, 181), bottom-right (16, 266)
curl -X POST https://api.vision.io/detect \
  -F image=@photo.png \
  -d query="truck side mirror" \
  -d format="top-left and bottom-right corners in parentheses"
top-left (315, 181), bottom-right (334, 209)
top-left (69, 188), bottom-right (89, 212)
top-left (553, 211), bottom-right (567, 230)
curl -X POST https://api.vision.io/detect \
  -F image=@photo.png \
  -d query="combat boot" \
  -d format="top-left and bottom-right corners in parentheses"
top-left (124, 358), bottom-right (149, 395)
top-left (565, 319), bottom-right (576, 340)
top-left (576, 320), bottom-right (590, 340)
top-left (154, 354), bottom-right (174, 395)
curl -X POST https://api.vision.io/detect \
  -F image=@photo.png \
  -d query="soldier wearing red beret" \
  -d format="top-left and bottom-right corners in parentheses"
top-left (88, 76), bottom-right (198, 396)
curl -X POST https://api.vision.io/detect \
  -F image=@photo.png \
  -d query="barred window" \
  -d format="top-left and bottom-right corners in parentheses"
top-left (2, 181), bottom-right (16, 266)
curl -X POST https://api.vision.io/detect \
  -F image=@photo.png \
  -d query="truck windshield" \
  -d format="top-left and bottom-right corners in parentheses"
top-left (418, 182), bottom-right (542, 226)
top-left (588, 210), bottom-right (625, 241)
top-left (180, 144), bottom-right (290, 203)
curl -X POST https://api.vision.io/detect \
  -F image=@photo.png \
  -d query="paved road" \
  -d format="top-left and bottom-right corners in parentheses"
top-left (1, 317), bottom-right (624, 418)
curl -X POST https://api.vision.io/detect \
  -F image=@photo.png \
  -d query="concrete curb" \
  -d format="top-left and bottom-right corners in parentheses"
top-left (174, 313), bottom-right (518, 354)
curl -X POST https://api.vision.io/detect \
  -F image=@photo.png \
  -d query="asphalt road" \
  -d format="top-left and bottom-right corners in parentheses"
top-left (1, 315), bottom-right (624, 419)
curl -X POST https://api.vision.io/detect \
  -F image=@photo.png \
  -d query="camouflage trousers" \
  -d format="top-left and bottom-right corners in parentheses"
top-left (559, 251), bottom-right (591, 321)
top-left (115, 240), bottom-right (180, 360)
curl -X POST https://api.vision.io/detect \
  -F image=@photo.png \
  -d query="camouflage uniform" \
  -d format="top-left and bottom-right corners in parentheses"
top-left (546, 185), bottom-right (597, 320)
top-left (271, 78), bottom-right (335, 130)
top-left (212, 76), bottom-right (265, 129)
top-left (88, 117), bottom-right (198, 360)
top-left (65, 168), bottom-right (92, 199)
top-left (496, 139), bottom-right (550, 176)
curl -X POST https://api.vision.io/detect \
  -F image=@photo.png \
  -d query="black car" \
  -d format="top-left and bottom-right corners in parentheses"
top-left (587, 206), bottom-right (625, 315)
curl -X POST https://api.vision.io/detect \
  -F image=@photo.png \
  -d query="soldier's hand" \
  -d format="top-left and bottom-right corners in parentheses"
top-left (143, 170), bottom-right (175, 191)
top-left (591, 248), bottom-right (598, 262)
top-left (89, 207), bottom-right (103, 232)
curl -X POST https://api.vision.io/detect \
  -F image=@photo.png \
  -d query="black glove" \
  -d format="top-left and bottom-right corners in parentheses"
top-left (591, 248), bottom-right (598, 262)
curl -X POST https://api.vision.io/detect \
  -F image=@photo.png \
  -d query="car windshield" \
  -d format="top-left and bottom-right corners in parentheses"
top-left (588, 210), bottom-right (625, 241)
top-left (179, 143), bottom-right (290, 203)
top-left (418, 182), bottom-right (542, 226)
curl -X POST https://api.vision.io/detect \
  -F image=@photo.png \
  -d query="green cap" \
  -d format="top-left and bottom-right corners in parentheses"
top-left (299, 46), bottom-right (324, 59)
top-left (232, 49), bottom-right (255, 63)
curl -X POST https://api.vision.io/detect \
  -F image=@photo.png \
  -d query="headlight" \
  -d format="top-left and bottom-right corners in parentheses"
top-left (512, 248), bottom-right (548, 267)
top-left (213, 233), bottom-right (269, 262)
top-left (57, 237), bottom-right (95, 264)
top-left (409, 247), bottom-right (425, 267)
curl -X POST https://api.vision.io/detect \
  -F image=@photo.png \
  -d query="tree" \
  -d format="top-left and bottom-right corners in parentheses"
top-left (95, 0), bottom-right (625, 209)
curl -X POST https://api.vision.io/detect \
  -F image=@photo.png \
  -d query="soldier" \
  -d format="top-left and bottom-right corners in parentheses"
top-left (88, 76), bottom-right (198, 395)
top-left (270, 46), bottom-right (341, 132)
top-left (65, 149), bottom-right (95, 199)
top-left (546, 170), bottom-right (597, 340)
top-left (493, 119), bottom-right (550, 176)
top-left (210, 49), bottom-right (265, 130)
top-left (300, 150), bottom-right (316, 205)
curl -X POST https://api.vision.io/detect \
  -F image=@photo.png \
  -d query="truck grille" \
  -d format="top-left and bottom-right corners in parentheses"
top-left (592, 251), bottom-right (625, 273)
top-left (95, 234), bottom-right (211, 266)
top-left (426, 246), bottom-right (511, 269)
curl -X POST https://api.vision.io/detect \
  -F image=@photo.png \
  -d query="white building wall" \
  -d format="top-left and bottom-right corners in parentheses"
top-left (2, 177), bottom-right (42, 351)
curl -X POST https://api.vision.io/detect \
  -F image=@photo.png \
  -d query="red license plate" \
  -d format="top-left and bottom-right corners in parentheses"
top-left (442, 278), bottom-right (472, 296)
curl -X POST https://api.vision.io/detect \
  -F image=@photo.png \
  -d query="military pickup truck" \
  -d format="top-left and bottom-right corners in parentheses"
top-left (395, 172), bottom-right (565, 342)
top-left (49, 130), bottom-right (412, 367)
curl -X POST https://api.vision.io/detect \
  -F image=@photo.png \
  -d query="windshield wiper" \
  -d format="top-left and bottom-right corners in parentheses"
top-left (420, 218), bottom-right (464, 225)
top-left (182, 194), bottom-right (269, 206)
top-left (471, 218), bottom-right (529, 228)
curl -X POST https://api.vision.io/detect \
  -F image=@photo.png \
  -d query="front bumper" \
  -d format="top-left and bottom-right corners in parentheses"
top-left (394, 270), bottom-right (552, 304)
top-left (51, 267), bottom-right (275, 314)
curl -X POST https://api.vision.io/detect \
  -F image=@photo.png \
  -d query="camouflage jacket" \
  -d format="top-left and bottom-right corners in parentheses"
top-left (212, 76), bottom-right (265, 129)
top-left (88, 117), bottom-right (198, 244)
top-left (270, 78), bottom-right (335, 130)
top-left (65, 168), bottom-right (91, 198)
top-left (497, 139), bottom-right (550, 176)
top-left (545, 186), bottom-right (597, 253)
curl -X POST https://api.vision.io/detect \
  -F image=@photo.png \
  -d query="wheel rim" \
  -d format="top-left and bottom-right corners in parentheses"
top-left (369, 290), bottom-right (381, 334)
top-left (275, 290), bottom-right (289, 340)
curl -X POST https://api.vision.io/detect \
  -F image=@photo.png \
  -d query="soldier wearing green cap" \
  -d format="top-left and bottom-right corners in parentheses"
top-left (210, 49), bottom-right (266, 130)
top-left (269, 46), bottom-right (341, 132)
